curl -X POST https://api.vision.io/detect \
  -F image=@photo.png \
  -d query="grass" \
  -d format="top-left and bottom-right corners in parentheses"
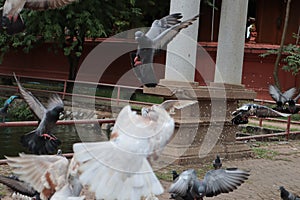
top-left (252, 147), bottom-right (278, 159)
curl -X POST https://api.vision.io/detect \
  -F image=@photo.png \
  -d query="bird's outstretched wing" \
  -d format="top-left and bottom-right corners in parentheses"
top-left (6, 153), bottom-right (69, 200)
top-left (13, 73), bottom-right (46, 120)
top-left (152, 14), bottom-right (199, 50)
top-left (168, 169), bottom-right (197, 196)
top-left (254, 104), bottom-right (291, 118)
top-left (204, 168), bottom-right (250, 197)
top-left (24, 0), bottom-right (77, 10)
top-left (47, 93), bottom-right (64, 111)
top-left (269, 85), bottom-right (296, 103)
top-left (145, 13), bottom-right (183, 40)
top-left (73, 105), bottom-right (174, 200)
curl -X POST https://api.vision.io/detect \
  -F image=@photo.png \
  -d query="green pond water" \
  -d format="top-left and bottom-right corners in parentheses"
top-left (0, 124), bottom-right (107, 159)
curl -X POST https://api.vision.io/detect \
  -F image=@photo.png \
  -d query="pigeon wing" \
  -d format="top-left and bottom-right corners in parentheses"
top-left (282, 87), bottom-right (296, 101)
top-left (152, 14), bottom-right (199, 50)
top-left (269, 85), bottom-right (282, 102)
top-left (47, 93), bottom-right (64, 111)
top-left (13, 73), bottom-right (46, 120)
top-left (24, 0), bottom-right (77, 10)
top-left (145, 13), bottom-right (182, 40)
top-left (2, 0), bottom-right (26, 18)
top-left (159, 100), bottom-right (197, 113)
top-left (168, 169), bottom-right (197, 196)
top-left (255, 105), bottom-right (291, 118)
top-left (6, 153), bottom-right (69, 200)
top-left (204, 168), bottom-right (250, 197)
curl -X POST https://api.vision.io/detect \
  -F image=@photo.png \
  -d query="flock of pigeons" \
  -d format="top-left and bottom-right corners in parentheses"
top-left (231, 84), bottom-right (300, 125)
top-left (0, 0), bottom-right (299, 199)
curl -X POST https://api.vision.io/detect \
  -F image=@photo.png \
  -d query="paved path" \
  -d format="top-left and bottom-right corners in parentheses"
top-left (158, 140), bottom-right (300, 200)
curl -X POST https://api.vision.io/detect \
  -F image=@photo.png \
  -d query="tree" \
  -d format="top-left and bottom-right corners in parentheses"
top-left (0, 0), bottom-right (141, 81)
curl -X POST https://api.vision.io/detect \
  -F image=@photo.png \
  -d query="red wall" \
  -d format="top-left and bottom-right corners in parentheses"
top-left (0, 40), bottom-right (299, 100)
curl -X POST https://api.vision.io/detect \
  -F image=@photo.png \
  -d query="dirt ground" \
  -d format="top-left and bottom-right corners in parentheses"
top-left (1, 140), bottom-right (300, 200)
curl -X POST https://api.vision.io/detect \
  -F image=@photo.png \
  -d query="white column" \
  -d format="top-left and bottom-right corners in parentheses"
top-left (214, 0), bottom-right (249, 85)
top-left (163, 0), bottom-right (201, 83)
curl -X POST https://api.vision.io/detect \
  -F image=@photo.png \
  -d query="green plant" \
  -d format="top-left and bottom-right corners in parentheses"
top-left (8, 101), bottom-right (35, 121)
top-left (252, 147), bottom-right (278, 159)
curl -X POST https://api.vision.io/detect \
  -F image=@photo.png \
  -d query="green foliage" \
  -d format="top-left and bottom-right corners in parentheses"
top-left (260, 35), bottom-right (300, 75)
top-left (252, 147), bottom-right (278, 160)
top-left (8, 101), bottom-right (35, 121)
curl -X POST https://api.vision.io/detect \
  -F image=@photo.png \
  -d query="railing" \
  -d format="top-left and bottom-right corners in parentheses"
top-left (0, 72), bottom-right (155, 107)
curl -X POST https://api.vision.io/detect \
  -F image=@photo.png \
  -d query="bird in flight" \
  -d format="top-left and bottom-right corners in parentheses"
top-left (0, 95), bottom-right (19, 122)
top-left (14, 73), bottom-right (64, 155)
top-left (131, 13), bottom-right (199, 87)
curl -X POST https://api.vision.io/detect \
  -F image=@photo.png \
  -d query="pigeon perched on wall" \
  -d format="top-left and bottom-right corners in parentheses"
top-left (131, 13), bottom-right (199, 87)
top-left (13, 73), bottom-right (63, 155)
top-left (279, 186), bottom-right (300, 200)
top-left (0, 174), bottom-right (39, 199)
top-left (73, 103), bottom-right (177, 200)
top-left (231, 103), bottom-right (291, 125)
top-left (169, 168), bottom-right (249, 200)
top-left (6, 151), bottom-right (84, 200)
top-left (213, 155), bottom-right (222, 170)
top-left (269, 85), bottom-right (297, 113)
top-left (0, 95), bottom-right (19, 122)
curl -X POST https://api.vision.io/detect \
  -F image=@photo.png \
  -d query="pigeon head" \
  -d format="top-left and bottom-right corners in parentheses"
top-left (134, 31), bottom-right (145, 41)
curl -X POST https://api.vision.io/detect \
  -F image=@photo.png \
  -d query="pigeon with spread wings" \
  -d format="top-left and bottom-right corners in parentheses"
top-left (73, 101), bottom-right (196, 200)
top-left (13, 73), bottom-right (63, 155)
top-left (169, 168), bottom-right (249, 200)
top-left (6, 152), bottom-right (84, 200)
top-left (269, 85), bottom-right (296, 112)
top-left (231, 103), bottom-right (291, 125)
top-left (131, 13), bottom-right (199, 87)
top-left (1, 0), bottom-right (77, 33)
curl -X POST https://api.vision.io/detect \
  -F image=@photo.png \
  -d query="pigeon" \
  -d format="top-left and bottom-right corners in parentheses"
top-left (169, 168), bottom-right (250, 200)
top-left (13, 73), bottom-right (63, 155)
top-left (285, 92), bottom-right (300, 114)
top-left (279, 186), bottom-right (300, 200)
top-left (172, 170), bottom-right (180, 181)
top-left (73, 103), bottom-right (176, 200)
top-left (212, 155), bottom-right (222, 170)
top-left (0, 174), bottom-right (40, 199)
top-left (0, 95), bottom-right (19, 122)
top-left (5, 151), bottom-right (84, 200)
top-left (269, 85), bottom-right (296, 112)
top-left (2, 0), bottom-right (77, 30)
top-left (131, 13), bottom-right (199, 87)
top-left (231, 103), bottom-right (291, 125)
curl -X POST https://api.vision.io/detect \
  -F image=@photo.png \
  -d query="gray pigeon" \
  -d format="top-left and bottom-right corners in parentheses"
top-left (279, 186), bottom-right (300, 200)
top-left (231, 103), bottom-right (291, 125)
top-left (0, 95), bottom-right (19, 122)
top-left (131, 13), bottom-right (199, 87)
top-left (169, 168), bottom-right (250, 200)
top-left (213, 155), bottom-right (222, 170)
top-left (1, 0), bottom-right (76, 33)
top-left (14, 73), bottom-right (63, 155)
top-left (269, 85), bottom-right (296, 112)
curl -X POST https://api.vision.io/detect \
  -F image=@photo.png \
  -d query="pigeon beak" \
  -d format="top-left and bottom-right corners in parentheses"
top-left (134, 56), bottom-right (142, 66)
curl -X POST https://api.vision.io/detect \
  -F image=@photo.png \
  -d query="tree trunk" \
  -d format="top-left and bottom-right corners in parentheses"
top-left (273, 0), bottom-right (291, 90)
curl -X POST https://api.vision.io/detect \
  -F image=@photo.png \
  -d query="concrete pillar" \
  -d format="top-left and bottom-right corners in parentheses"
top-left (163, 0), bottom-right (201, 84)
top-left (214, 0), bottom-right (249, 85)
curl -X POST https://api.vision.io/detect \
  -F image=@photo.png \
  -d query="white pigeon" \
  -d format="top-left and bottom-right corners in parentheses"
top-left (2, 0), bottom-right (76, 24)
top-left (6, 152), bottom-right (84, 200)
top-left (73, 103), bottom-right (177, 200)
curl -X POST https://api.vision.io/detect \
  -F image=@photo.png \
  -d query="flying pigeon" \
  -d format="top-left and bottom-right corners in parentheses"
top-left (0, 95), bottom-right (19, 121)
top-left (231, 103), bottom-right (291, 125)
top-left (13, 73), bottom-right (63, 155)
top-left (213, 155), bottom-right (222, 170)
top-left (131, 13), bottom-right (199, 87)
top-left (5, 151), bottom-right (84, 200)
top-left (269, 85), bottom-right (296, 112)
top-left (73, 103), bottom-right (177, 200)
top-left (279, 186), bottom-right (300, 200)
top-left (169, 168), bottom-right (249, 200)
top-left (0, 174), bottom-right (39, 199)
top-left (2, 0), bottom-right (76, 28)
